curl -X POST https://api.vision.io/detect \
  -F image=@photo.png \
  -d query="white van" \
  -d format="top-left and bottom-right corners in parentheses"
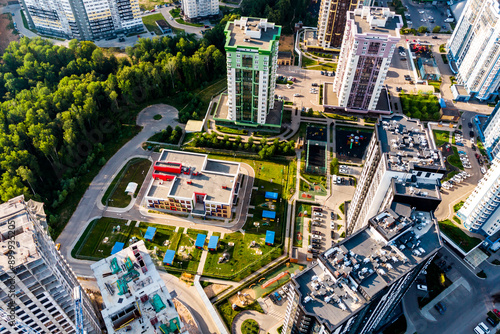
top-left (474, 322), bottom-right (490, 334)
top-left (444, 18), bottom-right (455, 23)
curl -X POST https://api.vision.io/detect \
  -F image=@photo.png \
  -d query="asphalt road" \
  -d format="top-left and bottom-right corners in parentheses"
top-left (404, 246), bottom-right (500, 334)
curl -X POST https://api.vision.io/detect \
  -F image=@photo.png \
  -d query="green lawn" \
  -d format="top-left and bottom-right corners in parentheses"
top-left (241, 319), bottom-right (259, 334)
top-left (216, 126), bottom-right (248, 135)
top-left (102, 158), bottom-right (152, 208)
top-left (175, 18), bottom-right (204, 27)
top-left (453, 201), bottom-right (464, 212)
top-left (428, 80), bottom-right (441, 93)
top-left (170, 8), bottom-right (180, 17)
top-left (306, 63), bottom-right (338, 71)
top-left (293, 202), bottom-right (311, 247)
top-left (438, 219), bottom-right (482, 252)
top-left (142, 13), bottom-right (167, 35)
top-left (433, 130), bottom-right (450, 146)
top-left (448, 146), bottom-right (464, 170)
top-left (301, 56), bottom-right (317, 68)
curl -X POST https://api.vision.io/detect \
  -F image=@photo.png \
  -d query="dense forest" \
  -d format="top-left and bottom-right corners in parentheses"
top-left (240, 0), bottom-right (318, 33)
top-left (0, 14), bottom-right (238, 235)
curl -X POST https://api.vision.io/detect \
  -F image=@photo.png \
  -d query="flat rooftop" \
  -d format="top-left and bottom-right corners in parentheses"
top-left (147, 150), bottom-right (240, 204)
top-left (351, 7), bottom-right (401, 37)
top-left (0, 196), bottom-right (47, 272)
top-left (377, 115), bottom-right (445, 172)
top-left (91, 241), bottom-right (187, 334)
top-left (225, 17), bottom-right (280, 50)
top-left (292, 203), bottom-right (441, 331)
top-left (393, 179), bottom-right (440, 199)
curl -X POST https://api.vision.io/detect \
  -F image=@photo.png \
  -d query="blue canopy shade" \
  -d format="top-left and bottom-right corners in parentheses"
top-left (265, 231), bottom-right (275, 245)
top-left (163, 250), bottom-right (176, 265)
top-left (111, 242), bottom-right (125, 255)
top-left (144, 227), bottom-right (157, 241)
top-left (262, 210), bottom-right (276, 219)
top-left (208, 236), bottom-right (219, 250)
top-left (265, 192), bottom-right (279, 200)
top-left (439, 98), bottom-right (446, 108)
top-left (195, 234), bottom-right (207, 249)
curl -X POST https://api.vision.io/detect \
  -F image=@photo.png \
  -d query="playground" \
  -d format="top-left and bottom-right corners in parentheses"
top-left (336, 127), bottom-right (373, 162)
top-left (299, 179), bottom-right (327, 201)
top-left (306, 124), bottom-right (327, 142)
top-left (248, 262), bottom-right (303, 300)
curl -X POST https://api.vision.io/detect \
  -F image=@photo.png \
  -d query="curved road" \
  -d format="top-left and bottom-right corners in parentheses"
top-left (232, 310), bottom-right (280, 334)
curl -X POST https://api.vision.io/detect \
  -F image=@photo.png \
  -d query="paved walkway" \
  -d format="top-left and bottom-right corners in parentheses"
top-left (232, 310), bottom-right (280, 334)
top-left (197, 231), bottom-right (212, 274)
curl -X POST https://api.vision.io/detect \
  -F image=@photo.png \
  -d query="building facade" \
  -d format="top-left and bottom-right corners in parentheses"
top-left (20, 0), bottom-right (142, 40)
top-left (0, 196), bottom-right (101, 334)
top-left (481, 102), bottom-right (500, 160)
top-left (91, 241), bottom-right (188, 333)
top-left (447, 0), bottom-right (500, 101)
top-left (144, 150), bottom-right (242, 219)
top-left (346, 115), bottom-right (445, 235)
top-left (223, 17), bottom-right (282, 127)
top-left (458, 158), bottom-right (500, 235)
top-left (282, 202), bottom-right (442, 334)
top-left (333, 7), bottom-right (402, 111)
top-left (317, 0), bottom-right (359, 50)
top-left (182, 0), bottom-right (219, 21)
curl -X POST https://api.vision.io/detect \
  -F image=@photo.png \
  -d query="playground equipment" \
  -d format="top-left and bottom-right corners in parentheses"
top-left (261, 271), bottom-right (290, 289)
top-left (218, 252), bottom-right (230, 264)
top-left (250, 240), bottom-right (256, 248)
top-left (347, 133), bottom-right (364, 149)
top-left (237, 291), bottom-right (251, 305)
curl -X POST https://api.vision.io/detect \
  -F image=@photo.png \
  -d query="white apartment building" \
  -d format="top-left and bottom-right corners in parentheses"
top-left (447, 0), bottom-right (500, 101)
top-left (458, 158), bottom-right (500, 235)
top-left (0, 195), bottom-right (101, 334)
top-left (91, 241), bottom-right (188, 334)
top-left (181, 0), bottom-right (219, 21)
top-left (333, 7), bottom-right (402, 111)
top-left (20, 0), bottom-right (142, 40)
top-left (346, 115), bottom-right (445, 235)
top-left (223, 17), bottom-right (282, 128)
top-left (481, 102), bottom-right (500, 160)
top-left (317, 0), bottom-right (359, 50)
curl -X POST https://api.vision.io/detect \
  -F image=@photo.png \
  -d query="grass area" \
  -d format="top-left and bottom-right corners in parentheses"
top-left (142, 13), bottom-right (167, 35)
top-left (170, 8), bottom-right (181, 17)
top-left (175, 18), bottom-right (204, 27)
top-left (477, 138), bottom-right (488, 157)
top-left (383, 314), bottom-right (407, 334)
top-left (101, 158), bottom-right (152, 208)
top-left (438, 219), bottom-right (482, 252)
top-left (20, 10), bottom-right (29, 30)
top-left (323, 113), bottom-right (358, 121)
top-left (428, 80), bottom-right (441, 93)
top-left (339, 203), bottom-right (345, 214)
top-left (293, 202), bottom-right (311, 247)
top-left (433, 130), bottom-right (450, 146)
top-left (400, 92), bottom-right (441, 121)
top-left (448, 146), bottom-right (464, 170)
top-left (217, 300), bottom-right (264, 330)
top-left (182, 132), bottom-right (198, 145)
top-left (241, 319), bottom-right (259, 334)
top-left (216, 126), bottom-right (248, 135)
top-left (153, 114), bottom-right (162, 120)
top-left (176, 230), bottom-right (203, 272)
top-left (147, 126), bottom-right (183, 144)
top-left (52, 125), bottom-right (142, 239)
top-left (306, 63), bottom-right (338, 71)
top-left (301, 56), bottom-right (317, 68)
top-left (453, 201), bottom-right (464, 212)
top-left (418, 262), bottom-right (452, 308)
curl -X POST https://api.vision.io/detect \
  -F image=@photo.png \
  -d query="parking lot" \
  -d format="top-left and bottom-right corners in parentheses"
top-left (275, 67), bottom-right (332, 111)
top-left (403, 0), bottom-right (453, 32)
top-left (309, 207), bottom-right (339, 256)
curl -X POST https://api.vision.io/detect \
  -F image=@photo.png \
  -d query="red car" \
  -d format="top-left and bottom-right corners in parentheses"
top-left (137, 35), bottom-right (140, 38)
top-left (494, 309), bottom-right (500, 318)
top-left (204, 25), bottom-right (209, 28)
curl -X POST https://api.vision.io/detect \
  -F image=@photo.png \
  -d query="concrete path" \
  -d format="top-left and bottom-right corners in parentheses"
top-left (232, 310), bottom-right (281, 334)
top-left (197, 231), bottom-right (212, 274)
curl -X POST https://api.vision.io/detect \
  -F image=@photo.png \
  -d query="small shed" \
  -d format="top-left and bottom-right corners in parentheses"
top-left (262, 210), bottom-right (277, 221)
top-left (265, 192), bottom-right (279, 202)
top-left (144, 226), bottom-right (157, 241)
top-left (208, 236), bottom-right (219, 251)
top-left (111, 242), bottom-right (125, 255)
top-left (125, 182), bottom-right (138, 195)
top-left (195, 234), bottom-right (207, 249)
top-left (265, 231), bottom-right (275, 246)
top-left (163, 250), bottom-right (176, 266)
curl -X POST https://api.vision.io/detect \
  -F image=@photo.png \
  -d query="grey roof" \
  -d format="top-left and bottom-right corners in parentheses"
top-left (352, 8), bottom-right (401, 36)
top-left (226, 18), bottom-right (280, 49)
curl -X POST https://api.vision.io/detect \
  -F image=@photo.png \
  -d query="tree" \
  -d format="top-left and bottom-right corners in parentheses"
top-left (432, 26), bottom-right (441, 33)
top-left (418, 26), bottom-right (429, 33)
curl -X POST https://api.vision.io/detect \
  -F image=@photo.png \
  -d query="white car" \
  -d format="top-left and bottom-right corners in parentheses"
top-left (419, 10), bottom-right (425, 14)
top-left (474, 322), bottom-right (490, 334)
top-left (314, 212), bottom-right (323, 217)
top-left (330, 221), bottom-right (336, 229)
top-left (481, 167), bottom-right (487, 174)
top-left (312, 235), bottom-right (322, 240)
top-left (421, 18), bottom-right (427, 22)
top-left (417, 284), bottom-right (428, 291)
top-left (293, 93), bottom-right (301, 97)
top-left (428, 16), bottom-right (434, 19)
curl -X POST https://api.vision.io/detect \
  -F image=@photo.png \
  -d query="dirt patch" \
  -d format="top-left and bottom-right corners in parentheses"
top-left (173, 299), bottom-right (200, 334)
top-left (138, 0), bottom-right (170, 11)
top-left (228, 288), bottom-right (256, 308)
top-left (279, 34), bottom-right (294, 52)
top-left (203, 283), bottom-right (229, 299)
top-left (0, 12), bottom-right (19, 54)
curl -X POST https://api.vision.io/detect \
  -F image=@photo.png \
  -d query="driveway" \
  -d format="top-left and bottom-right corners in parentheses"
top-left (232, 310), bottom-right (281, 334)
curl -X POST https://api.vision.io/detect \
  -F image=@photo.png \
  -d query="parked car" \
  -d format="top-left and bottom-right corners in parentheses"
top-left (417, 284), bottom-right (428, 291)
top-left (470, 130), bottom-right (475, 137)
top-left (434, 301), bottom-right (446, 315)
top-left (331, 230), bottom-right (335, 238)
top-left (312, 231), bottom-right (321, 235)
top-left (468, 122), bottom-right (473, 128)
top-left (493, 309), bottom-right (500, 318)
top-left (314, 212), bottom-right (323, 217)
top-left (474, 322), bottom-right (490, 334)
top-left (486, 317), bottom-right (498, 326)
top-left (330, 221), bottom-right (336, 229)
top-left (311, 83), bottom-right (318, 87)
top-left (432, 36), bottom-right (438, 39)
top-left (330, 212), bottom-right (335, 219)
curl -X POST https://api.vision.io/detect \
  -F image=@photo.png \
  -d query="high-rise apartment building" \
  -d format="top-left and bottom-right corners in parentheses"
top-left (182, 0), bottom-right (219, 21)
top-left (91, 240), bottom-right (189, 333)
top-left (19, 0), bottom-right (142, 40)
top-left (0, 195), bottom-right (101, 334)
top-left (346, 115), bottom-right (445, 235)
top-left (447, 0), bottom-right (500, 101)
top-left (220, 17), bottom-right (283, 129)
top-left (481, 102), bottom-right (500, 160)
top-left (333, 7), bottom-right (402, 111)
top-left (282, 200), bottom-right (442, 334)
top-left (458, 158), bottom-right (500, 235)
top-left (317, 0), bottom-right (359, 50)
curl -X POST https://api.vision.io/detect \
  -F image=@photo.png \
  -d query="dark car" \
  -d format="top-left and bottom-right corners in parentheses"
top-left (313, 207), bottom-right (323, 212)
top-left (311, 244), bottom-right (321, 249)
top-left (331, 230), bottom-right (335, 238)
top-left (468, 122), bottom-right (473, 128)
top-left (204, 25), bottom-right (209, 28)
top-left (470, 131), bottom-right (475, 137)
top-left (434, 302), bottom-right (446, 315)
top-left (312, 231), bottom-right (321, 235)
top-left (312, 83), bottom-right (319, 87)
top-left (119, 37), bottom-right (125, 42)
top-left (455, 129), bottom-right (463, 134)
top-left (486, 317), bottom-right (498, 326)
top-left (472, 144), bottom-right (476, 151)
top-left (432, 36), bottom-right (439, 39)
top-left (331, 212), bottom-right (335, 219)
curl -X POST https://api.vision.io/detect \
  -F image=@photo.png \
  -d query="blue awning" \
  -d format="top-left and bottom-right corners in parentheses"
top-left (265, 231), bottom-right (275, 245)
top-left (439, 98), bottom-right (446, 108)
top-left (144, 227), bottom-right (157, 241)
top-left (163, 250), bottom-right (176, 265)
top-left (263, 210), bottom-right (276, 219)
top-left (195, 234), bottom-right (207, 249)
top-left (265, 192), bottom-right (279, 200)
top-left (208, 236), bottom-right (219, 250)
top-left (111, 242), bottom-right (125, 255)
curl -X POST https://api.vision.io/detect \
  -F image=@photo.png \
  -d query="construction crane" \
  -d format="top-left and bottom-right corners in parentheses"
top-left (0, 308), bottom-right (40, 334)
top-left (73, 286), bottom-right (87, 334)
